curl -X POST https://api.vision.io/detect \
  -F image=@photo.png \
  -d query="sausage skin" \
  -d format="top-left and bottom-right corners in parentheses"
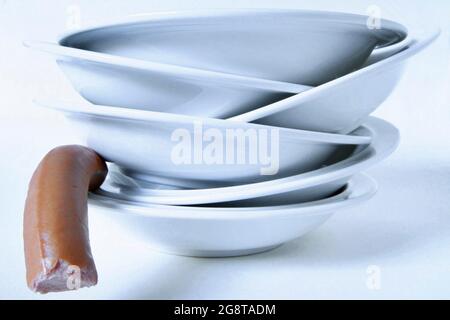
top-left (23, 145), bottom-right (107, 293)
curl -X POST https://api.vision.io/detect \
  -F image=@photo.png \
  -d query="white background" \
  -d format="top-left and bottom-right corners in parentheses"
top-left (0, 0), bottom-right (449, 299)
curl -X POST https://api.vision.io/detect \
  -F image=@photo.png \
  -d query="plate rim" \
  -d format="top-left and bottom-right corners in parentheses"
top-left (92, 117), bottom-right (397, 205)
top-left (34, 98), bottom-right (372, 145)
top-left (89, 173), bottom-right (377, 220)
top-left (58, 9), bottom-right (408, 47)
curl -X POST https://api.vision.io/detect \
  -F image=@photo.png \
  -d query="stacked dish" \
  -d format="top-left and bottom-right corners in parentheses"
top-left (28, 9), bottom-right (438, 257)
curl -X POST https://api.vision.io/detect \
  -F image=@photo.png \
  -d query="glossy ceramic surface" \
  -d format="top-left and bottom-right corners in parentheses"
top-left (230, 30), bottom-right (439, 133)
top-left (94, 117), bottom-right (398, 205)
top-left (59, 9), bottom-right (407, 84)
top-left (25, 40), bottom-right (310, 118)
top-left (37, 99), bottom-right (370, 188)
top-left (89, 174), bottom-right (377, 257)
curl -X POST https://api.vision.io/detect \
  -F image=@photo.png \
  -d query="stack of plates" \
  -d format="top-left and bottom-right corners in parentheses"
top-left (28, 9), bottom-right (438, 257)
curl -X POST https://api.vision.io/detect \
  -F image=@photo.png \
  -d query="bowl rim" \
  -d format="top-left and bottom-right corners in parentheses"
top-left (92, 117), bottom-right (398, 206)
top-left (89, 173), bottom-right (377, 220)
top-left (24, 40), bottom-right (310, 94)
top-left (230, 28), bottom-right (440, 122)
top-left (58, 9), bottom-right (408, 48)
top-left (25, 9), bottom-right (409, 94)
top-left (35, 98), bottom-right (372, 145)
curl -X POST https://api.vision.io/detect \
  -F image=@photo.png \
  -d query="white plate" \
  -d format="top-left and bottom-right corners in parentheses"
top-left (59, 9), bottom-right (407, 84)
top-left (36, 99), bottom-right (370, 189)
top-left (104, 164), bottom-right (351, 207)
top-left (25, 10), bottom-right (406, 118)
top-left (89, 174), bottom-right (377, 257)
top-left (24, 40), bottom-right (309, 118)
top-left (229, 30), bottom-right (439, 133)
top-left (94, 117), bottom-right (398, 206)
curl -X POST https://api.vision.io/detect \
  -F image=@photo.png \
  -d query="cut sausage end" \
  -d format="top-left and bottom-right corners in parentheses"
top-left (29, 258), bottom-right (98, 294)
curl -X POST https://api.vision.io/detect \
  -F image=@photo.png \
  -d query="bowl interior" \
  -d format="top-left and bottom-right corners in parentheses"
top-left (59, 10), bottom-right (407, 84)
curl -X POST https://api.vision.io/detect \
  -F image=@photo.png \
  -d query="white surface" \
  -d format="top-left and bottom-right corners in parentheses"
top-left (0, 0), bottom-right (449, 299)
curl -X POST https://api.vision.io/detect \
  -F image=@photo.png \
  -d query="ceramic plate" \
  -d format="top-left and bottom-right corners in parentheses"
top-left (25, 40), bottom-right (309, 118)
top-left (89, 174), bottom-right (377, 257)
top-left (25, 10), bottom-right (407, 117)
top-left (93, 117), bottom-right (398, 205)
top-left (59, 9), bottom-right (407, 84)
top-left (229, 29), bottom-right (439, 133)
top-left (36, 99), bottom-right (371, 189)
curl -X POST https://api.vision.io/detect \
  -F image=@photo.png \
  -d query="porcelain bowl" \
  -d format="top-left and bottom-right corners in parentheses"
top-left (89, 174), bottom-right (377, 257)
top-left (37, 99), bottom-right (370, 189)
top-left (59, 9), bottom-right (407, 85)
top-left (26, 40), bottom-right (309, 118)
top-left (230, 30), bottom-right (439, 133)
top-left (96, 117), bottom-right (398, 206)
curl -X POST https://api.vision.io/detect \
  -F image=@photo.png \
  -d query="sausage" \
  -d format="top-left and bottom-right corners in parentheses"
top-left (23, 145), bottom-right (107, 293)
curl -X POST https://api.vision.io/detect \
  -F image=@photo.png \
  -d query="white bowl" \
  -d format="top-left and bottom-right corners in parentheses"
top-left (89, 174), bottom-right (377, 257)
top-left (25, 41), bottom-right (309, 118)
top-left (36, 99), bottom-right (370, 189)
top-left (96, 117), bottom-right (398, 206)
top-left (59, 9), bottom-right (407, 84)
top-left (230, 30), bottom-right (439, 133)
